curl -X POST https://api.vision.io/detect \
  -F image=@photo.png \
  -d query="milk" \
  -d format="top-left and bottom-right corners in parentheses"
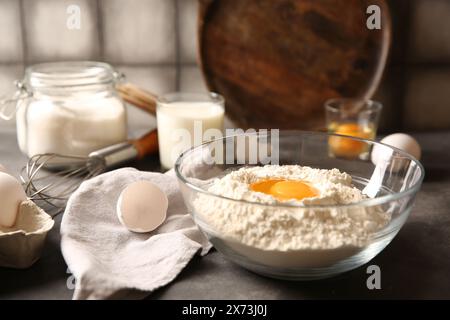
top-left (156, 101), bottom-right (224, 169)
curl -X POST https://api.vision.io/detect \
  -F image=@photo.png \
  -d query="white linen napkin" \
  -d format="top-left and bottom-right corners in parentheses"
top-left (60, 168), bottom-right (212, 300)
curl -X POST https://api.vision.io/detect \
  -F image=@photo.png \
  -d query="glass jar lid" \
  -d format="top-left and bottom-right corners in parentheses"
top-left (0, 61), bottom-right (122, 120)
top-left (25, 61), bottom-right (120, 89)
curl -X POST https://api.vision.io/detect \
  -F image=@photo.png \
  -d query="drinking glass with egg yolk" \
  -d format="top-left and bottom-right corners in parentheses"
top-left (328, 122), bottom-right (375, 159)
top-left (325, 99), bottom-right (382, 160)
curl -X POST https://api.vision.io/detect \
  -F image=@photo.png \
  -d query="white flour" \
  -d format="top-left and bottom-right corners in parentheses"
top-left (193, 165), bottom-right (390, 268)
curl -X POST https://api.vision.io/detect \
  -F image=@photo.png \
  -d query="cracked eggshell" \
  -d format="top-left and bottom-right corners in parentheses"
top-left (0, 200), bottom-right (54, 269)
top-left (117, 181), bottom-right (168, 233)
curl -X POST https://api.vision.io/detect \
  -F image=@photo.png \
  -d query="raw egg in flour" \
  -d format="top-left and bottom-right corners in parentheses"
top-left (250, 179), bottom-right (319, 201)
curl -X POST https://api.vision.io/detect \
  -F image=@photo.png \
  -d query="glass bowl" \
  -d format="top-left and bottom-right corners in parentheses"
top-left (174, 131), bottom-right (424, 280)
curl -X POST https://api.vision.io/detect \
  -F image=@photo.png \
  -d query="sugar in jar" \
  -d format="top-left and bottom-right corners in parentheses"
top-left (3, 61), bottom-right (127, 158)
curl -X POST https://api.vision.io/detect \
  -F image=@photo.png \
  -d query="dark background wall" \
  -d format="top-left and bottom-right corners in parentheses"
top-left (377, 0), bottom-right (450, 132)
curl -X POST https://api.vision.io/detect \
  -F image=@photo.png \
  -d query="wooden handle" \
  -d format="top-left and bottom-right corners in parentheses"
top-left (131, 129), bottom-right (159, 159)
top-left (117, 83), bottom-right (157, 115)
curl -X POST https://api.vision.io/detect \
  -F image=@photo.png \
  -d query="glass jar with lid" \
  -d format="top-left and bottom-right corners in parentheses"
top-left (0, 61), bottom-right (128, 158)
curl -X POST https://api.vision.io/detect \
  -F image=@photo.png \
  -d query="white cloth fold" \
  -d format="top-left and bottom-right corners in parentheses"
top-left (60, 168), bottom-right (211, 300)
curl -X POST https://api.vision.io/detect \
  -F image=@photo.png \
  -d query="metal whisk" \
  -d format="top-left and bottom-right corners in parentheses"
top-left (20, 130), bottom-right (158, 215)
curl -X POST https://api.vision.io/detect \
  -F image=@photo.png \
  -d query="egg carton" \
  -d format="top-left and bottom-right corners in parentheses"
top-left (0, 200), bottom-right (54, 269)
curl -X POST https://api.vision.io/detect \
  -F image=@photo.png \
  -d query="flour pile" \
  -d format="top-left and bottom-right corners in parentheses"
top-left (193, 165), bottom-right (390, 263)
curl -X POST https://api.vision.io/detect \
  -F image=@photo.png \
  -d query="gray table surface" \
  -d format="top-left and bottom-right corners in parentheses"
top-left (1, 126), bottom-right (449, 300)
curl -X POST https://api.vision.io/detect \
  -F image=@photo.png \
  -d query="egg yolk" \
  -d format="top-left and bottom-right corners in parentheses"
top-left (250, 179), bottom-right (319, 201)
top-left (329, 123), bottom-right (372, 158)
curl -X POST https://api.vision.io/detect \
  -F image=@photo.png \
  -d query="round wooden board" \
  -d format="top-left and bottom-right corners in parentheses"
top-left (198, 0), bottom-right (390, 130)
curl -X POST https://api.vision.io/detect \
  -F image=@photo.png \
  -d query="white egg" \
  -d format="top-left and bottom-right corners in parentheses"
top-left (371, 133), bottom-right (421, 172)
top-left (0, 172), bottom-right (27, 227)
top-left (117, 180), bottom-right (168, 233)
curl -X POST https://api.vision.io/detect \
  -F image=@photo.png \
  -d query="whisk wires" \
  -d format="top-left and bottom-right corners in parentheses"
top-left (20, 153), bottom-right (104, 216)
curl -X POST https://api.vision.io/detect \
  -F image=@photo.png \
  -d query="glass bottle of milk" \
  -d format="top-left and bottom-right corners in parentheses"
top-left (156, 92), bottom-right (225, 170)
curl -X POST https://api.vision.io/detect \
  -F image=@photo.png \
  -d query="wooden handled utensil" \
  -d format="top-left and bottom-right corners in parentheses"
top-left (116, 83), bottom-right (157, 116)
